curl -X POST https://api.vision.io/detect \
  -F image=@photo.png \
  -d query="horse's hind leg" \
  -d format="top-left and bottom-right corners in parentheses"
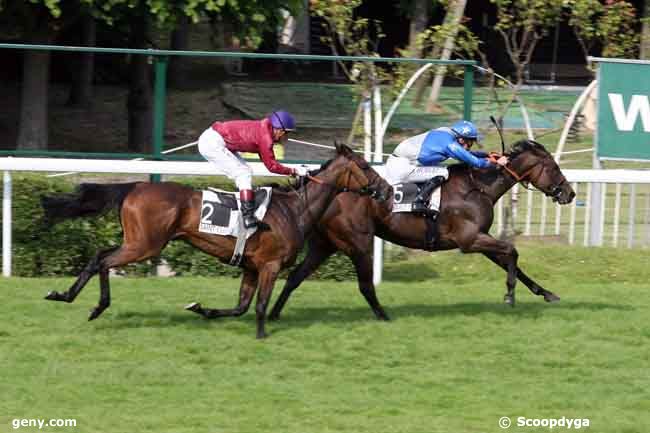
top-left (351, 253), bottom-right (390, 321)
top-left (269, 235), bottom-right (336, 321)
top-left (483, 252), bottom-right (560, 303)
top-left (186, 269), bottom-right (258, 319)
top-left (45, 247), bottom-right (118, 304)
top-left (88, 265), bottom-right (111, 321)
top-left (83, 243), bottom-right (167, 320)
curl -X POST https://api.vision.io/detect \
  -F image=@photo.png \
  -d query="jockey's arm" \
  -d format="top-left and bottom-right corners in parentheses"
top-left (258, 141), bottom-right (295, 176)
top-left (447, 143), bottom-right (494, 169)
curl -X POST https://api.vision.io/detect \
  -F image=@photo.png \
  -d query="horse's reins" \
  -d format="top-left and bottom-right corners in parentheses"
top-left (306, 170), bottom-right (381, 197)
top-left (487, 153), bottom-right (540, 186)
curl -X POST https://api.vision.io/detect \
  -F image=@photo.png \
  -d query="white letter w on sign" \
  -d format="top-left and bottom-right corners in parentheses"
top-left (608, 93), bottom-right (650, 132)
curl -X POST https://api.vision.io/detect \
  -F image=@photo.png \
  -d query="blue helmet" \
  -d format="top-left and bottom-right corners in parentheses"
top-left (269, 110), bottom-right (296, 131)
top-left (451, 120), bottom-right (479, 140)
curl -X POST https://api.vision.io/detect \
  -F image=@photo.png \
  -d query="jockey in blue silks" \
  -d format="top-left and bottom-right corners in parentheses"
top-left (385, 120), bottom-right (509, 215)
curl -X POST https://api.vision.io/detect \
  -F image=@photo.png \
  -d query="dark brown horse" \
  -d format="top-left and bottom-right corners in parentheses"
top-left (41, 143), bottom-right (380, 338)
top-left (269, 140), bottom-right (576, 322)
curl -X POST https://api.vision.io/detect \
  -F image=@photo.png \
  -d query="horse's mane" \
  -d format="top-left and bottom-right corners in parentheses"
top-left (508, 139), bottom-right (550, 158)
top-left (448, 163), bottom-right (500, 184)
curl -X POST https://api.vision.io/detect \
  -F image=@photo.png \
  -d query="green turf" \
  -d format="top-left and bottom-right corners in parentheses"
top-left (1, 244), bottom-right (649, 433)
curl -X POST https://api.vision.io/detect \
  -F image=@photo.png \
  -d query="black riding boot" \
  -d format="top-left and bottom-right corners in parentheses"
top-left (411, 176), bottom-right (446, 215)
top-left (240, 189), bottom-right (260, 229)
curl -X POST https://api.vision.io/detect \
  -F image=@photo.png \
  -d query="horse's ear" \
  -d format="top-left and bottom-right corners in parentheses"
top-left (335, 141), bottom-right (352, 156)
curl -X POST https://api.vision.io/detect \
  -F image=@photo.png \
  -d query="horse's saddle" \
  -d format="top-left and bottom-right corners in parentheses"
top-left (198, 187), bottom-right (272, 237)
top-left (391, 182), bottom-right (442, 214)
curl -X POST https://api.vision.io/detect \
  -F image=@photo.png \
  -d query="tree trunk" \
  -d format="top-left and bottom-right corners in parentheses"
top-left (425, 0), bottom-right (468, 113)
top-left (127, 11), bottom-right (152, 153)
top-left (67, 14), bottom-right (96, 107)
top-left (408, 0), bottom-right (429, 55)
top-left (17, 28), bottom-right (53, 150)
top-left (410, 0), bottom-right (431, 108)
top-left (641, 0), bottom-right (650, 60)
top-left (168, 14), bottom-right (190, 89)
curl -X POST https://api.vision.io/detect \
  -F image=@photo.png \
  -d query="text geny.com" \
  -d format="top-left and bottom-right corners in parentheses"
top-left (12, 419), bottom-right (77, 430)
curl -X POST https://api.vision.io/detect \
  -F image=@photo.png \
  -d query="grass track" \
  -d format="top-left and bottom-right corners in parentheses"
top-left (1, 244), bottom-right (649, 433)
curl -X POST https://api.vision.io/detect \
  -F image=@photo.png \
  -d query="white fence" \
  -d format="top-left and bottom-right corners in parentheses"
top-left (494, 170), bottom-right (650, 248)
top-left (2, 158), bottom-right (650, 279)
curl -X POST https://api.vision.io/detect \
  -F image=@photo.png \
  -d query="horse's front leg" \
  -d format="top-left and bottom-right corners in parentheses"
top-left (351, 252), bottom-right (390, 320)
top-left (482, 252), bottom-right (560, 303)
top-left (459, 233), bottom-right (518, 306)
top-left (186, 269), bottom-right (258, 319)
top-left (255, 261), bottom-right (282, 339)
top-left (269, 235), bottom-right (336, 321)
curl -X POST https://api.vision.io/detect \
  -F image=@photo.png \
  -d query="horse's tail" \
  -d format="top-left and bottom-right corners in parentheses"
top-left (41, 182), bottom-right (140, 224)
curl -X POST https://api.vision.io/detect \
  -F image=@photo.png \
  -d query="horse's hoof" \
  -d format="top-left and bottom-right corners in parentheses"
top-left (268, 314), bottom-right (280, 322)
top-left (544, 293), bottom-right (561, 303)
top-left (256, 331), bottom-right (268, 339)
top-left (184, 302), bottom-right (201, 312)
top-left (45, 291), bottom-right (63, 301)
top-left (88, 308), bottom-right (102, 321)
top-left (504, 295), bottom-right (515, 307)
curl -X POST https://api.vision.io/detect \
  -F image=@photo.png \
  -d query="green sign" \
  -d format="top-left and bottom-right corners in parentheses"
top-left (597, 59), bottom-right (650, 160)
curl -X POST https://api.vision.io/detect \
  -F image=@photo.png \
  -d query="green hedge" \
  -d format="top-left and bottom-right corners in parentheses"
top-left (4, 174), bottom-right (357, 280)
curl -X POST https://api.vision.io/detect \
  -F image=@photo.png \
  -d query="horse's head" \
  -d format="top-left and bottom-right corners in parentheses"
top-left (310, 142), bottom-right (388, 200)
top-left (506, 140), bottom-right (575, 205)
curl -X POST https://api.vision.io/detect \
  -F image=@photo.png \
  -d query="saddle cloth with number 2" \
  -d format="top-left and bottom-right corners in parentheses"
top-left (198, 187), bottom-right (272, 238)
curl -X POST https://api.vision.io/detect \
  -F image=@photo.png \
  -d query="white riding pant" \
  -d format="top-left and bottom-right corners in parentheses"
top-left (384, 155), bottom-right (449, 185)
top-left (198, 128), bottom-right (252, 190)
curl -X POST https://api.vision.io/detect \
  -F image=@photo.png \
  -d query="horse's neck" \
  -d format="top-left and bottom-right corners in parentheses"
top-left (467, 167), bottom-right (518, 204)
top-left (291, 181), bottom-right (339, 233)
top-left (488, 172), bottom-right (518, 203)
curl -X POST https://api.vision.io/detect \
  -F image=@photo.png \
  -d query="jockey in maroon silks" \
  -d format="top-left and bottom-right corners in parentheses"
top-left (198, 110), bottom-right (307, 229)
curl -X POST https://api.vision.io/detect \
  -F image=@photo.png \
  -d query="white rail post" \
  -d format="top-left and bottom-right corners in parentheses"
top-left (554, 202), bottom-right (561, 236)
top-left (590, 182), bottom-right (604, 246)
top-left (569, 183), bottom-right (578, 244)
top-left (2, 171), bottom-right (11, 277)
top-left (372, 82), bottom-right (383, 286)
top-left (628, 184), bottom-right (636, 248)
top-left (612, 183), bottom-right (622, 247)
top-left (584, 182), bottom-right (592, 246)
top-left (525, 188), bottom-right (533, 235)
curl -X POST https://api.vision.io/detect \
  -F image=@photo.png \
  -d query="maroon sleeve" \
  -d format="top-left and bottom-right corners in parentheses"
top-left (258, 138), bottom-right (294, 176)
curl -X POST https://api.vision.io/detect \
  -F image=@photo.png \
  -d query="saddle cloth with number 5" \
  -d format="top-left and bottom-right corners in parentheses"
top-left (391, 182), bottom-right (441, 214)
top-left (198, 187), bottom-right (272, 238)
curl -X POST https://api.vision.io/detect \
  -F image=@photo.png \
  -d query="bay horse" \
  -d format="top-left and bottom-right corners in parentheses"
top-left (269, 140), bottom-right (576, 322)
top-left (41, 143), bottom-right (380, 338)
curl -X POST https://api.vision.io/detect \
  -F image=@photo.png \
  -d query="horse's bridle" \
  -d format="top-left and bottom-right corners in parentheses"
top-left (306, 163), bottom-right (385, 200)
top-left (491, 154), bottom-right (565, 201)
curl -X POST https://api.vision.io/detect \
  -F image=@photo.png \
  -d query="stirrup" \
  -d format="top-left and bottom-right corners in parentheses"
top-left (243, 215), bottom-right (270, 231)
top-left (243, 214), bottom-right (259, 229)
top-left (411, 200), bottom-right (429, 213)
